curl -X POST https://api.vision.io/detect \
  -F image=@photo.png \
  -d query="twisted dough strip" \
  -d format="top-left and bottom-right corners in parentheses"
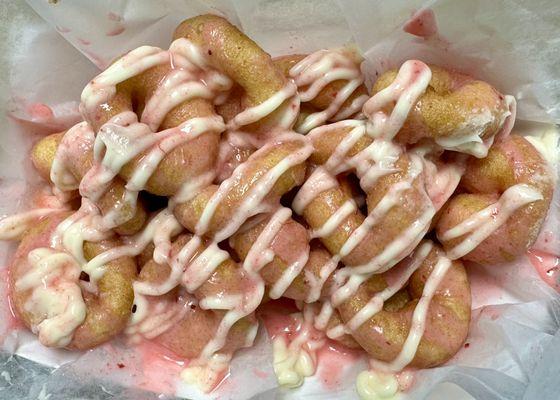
top-left (436, 134), bottom-right (554, 264)
top-left (6, 211), bottom-right (136, 350)
top-left (336, 241), bottom-right (470, 369)
top-left (133, 233), bottom-right (258, 359)
top-left (370, 64), bottom-right (515, 157)
top-left (275, 49), bottom-right (368, 133)
top-left (31, 127), bottom-right (148, 235)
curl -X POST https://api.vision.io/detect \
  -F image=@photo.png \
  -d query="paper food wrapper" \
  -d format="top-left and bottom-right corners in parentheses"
top-left (1, 0), bottom-right (559, 399)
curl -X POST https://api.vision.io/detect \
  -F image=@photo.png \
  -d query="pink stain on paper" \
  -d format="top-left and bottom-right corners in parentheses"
top-left (527, 249), bottom-right (560, 292)
top-left (107, 12), bottom-right (126, 36)
top-left (27, 103), bottom-right (54, 120)
top-left (77, 38), bottom-right (91, 46)
top-left (106, 26), bottom-right (126, 37)
top-left (403, 8), bottom-right (438, 38)
top-left (55, 25), bottom-right (71, 34)
top-left (107, 12), bottom-right (123, 22)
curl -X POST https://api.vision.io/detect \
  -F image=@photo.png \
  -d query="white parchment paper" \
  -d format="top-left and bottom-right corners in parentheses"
top-left (0, 1), bottom-right (559, 399)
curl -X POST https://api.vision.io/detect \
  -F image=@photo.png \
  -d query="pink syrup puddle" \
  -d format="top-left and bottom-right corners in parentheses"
top-left (316, 339), bottom-right (363, 390)
top-left (403, 8), bottom-right (438, 38)
top-left (527, 249), bottom-right (560, 292)
top-left (133, 339), bottom-right (187, 395)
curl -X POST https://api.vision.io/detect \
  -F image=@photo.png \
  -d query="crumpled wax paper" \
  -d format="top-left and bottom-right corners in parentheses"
top-left (0, 0), bottom-right (559, 399)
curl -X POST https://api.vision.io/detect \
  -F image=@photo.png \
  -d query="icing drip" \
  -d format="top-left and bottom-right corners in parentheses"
top-left (16, 248), bottom-right (86, 347)
top-left (50, 121), bottom-right (95, 191)
top-left (0, 208), bottom-right (64, 241)
top-left (356, 369), bottom-right (402, 400)
top-left (439, 183), bottom-right (543, 260)
top-left (290, 49), bottom-right (368, 133)
top-left (273, 306), bottom-right (326, 388)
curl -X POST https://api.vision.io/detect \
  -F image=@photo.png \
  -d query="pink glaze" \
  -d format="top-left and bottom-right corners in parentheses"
top-left (258, 299), bottom-right (300, 339)
top-left (27, 103), bottom-right (54, 120)
top-left (528, 249), bottom-right (560, 292)
top-left (0, 267), bottom-right (23, 345)
top-left (403, 9), bottom-right (438, 38)
top-left (106, 25), bottom-right (126, 37)
top-left (316, 340), bottom-right (363, 390)
top-left (78, 38), bottom-right (91, 46)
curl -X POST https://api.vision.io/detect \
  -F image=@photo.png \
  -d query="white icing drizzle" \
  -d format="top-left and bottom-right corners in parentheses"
top-left (311, 199), bottom-right (357, 239)
top-left (196, 134), bottom-right (313, 241)
top-left (439, 183), bottom-right (543, 260)
top-left (16, 248), bottom-right (86, 347)
top-left (226, 81), bottom-right (300, 132)
top-left (346, 242), bottom-right (433, 331)
top-left (370, 255), bottom-right (452, 372)
top-left (0, 208), bottom-right (64, 241)
top-left (292, 167), bottom-right (338, 214)
top-left (50, 121), bottom-right (95, 191)
top-left (362, 60), bottom-right (432, 141)
top-left (289, 49), bottom-right (368, 133)
top-left (81, 45), bottom-right (170, 116)
top-left (181, 353), bottom-right (232, 393)
top-left (435, 95), bottom-right (517, 158)
top-left (305, 257), bottom-right (339, 303)
top-left (356, 369), bottom-right (402, 400)
top-left (126, 290), bottom-right (192, 342)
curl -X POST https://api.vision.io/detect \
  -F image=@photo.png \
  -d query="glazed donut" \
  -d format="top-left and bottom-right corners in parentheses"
top-left (31, 126), bottom-right (148, 235)
top-left (336, 241), bottom-right (471, 369)
top-left (173, 14), bottom-right (298, 135)
top-left (274, 49), bottom-right (369, 133)
top-left (8, 212), bottom-right (136, 350)
top-left (131, 233), bottom-right (258, 359)
top-left (370, 63), bottom-right (515, 157)
top-left (436, 134), bottom-right (554, 264)
top-left (173, 134), bottom-right (310, 238)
